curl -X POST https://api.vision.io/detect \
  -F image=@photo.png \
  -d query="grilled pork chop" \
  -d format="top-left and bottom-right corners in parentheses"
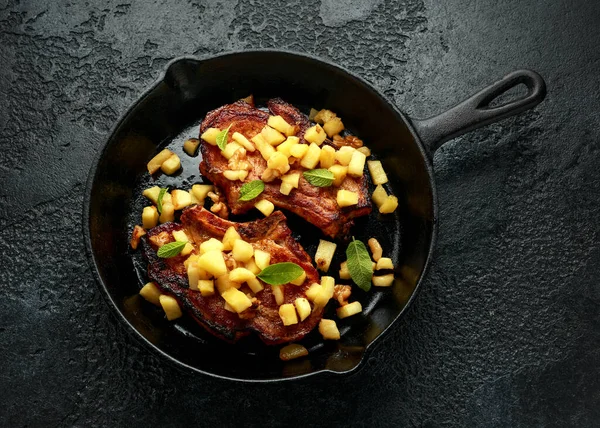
top-left (142, 206), bottom-right (323, 344)
top-left (199, 98), bottom-right (371, 237)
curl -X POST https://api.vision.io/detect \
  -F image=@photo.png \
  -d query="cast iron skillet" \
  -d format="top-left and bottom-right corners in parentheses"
top-left (84, 50), bottom-right (546, 382)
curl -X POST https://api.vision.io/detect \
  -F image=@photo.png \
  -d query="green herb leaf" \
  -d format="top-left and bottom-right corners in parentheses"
top-left (216, 124), bottom-right (232, 151)
top-left (157, 187), bottom-right (167, 214)
top-left (257, 262), bottom-right (304, 285)
top-left (238, 180), bottom-right (265, 201)
top-left (303, 169), bottom-right (334, 187)
top-left (346, 238), bottom-right (373, 291)
top-left (157, 241), bottom-right (187, 258)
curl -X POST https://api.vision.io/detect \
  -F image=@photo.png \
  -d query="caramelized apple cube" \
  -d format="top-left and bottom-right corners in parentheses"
top-left (255, 199), bottom-right (275, 217)
top-left (279, 303), bottom-right (298, 325)
top-left (290, 270), bottom-right (306, 286)
top-left (376, 257), bottom-right (394, 270)
top-left (335, 146), bottom-right (355, 166)
top-left (221, 288), bottom-right (253, 313)
top-left (304, 124), bottom-right (327, 145)
top-left (221, 142), bottom-right (242, 160)
top-left (147, 149), bottom-right (173, 174)
top-left (254, 249), bottom-right (271, 270)
top-left (319, 145), bottom-right (336, 168)
top-left (323, 117), bottom-right (344, 137)
top-left (318, 319), bottom-right (340, 340)
top-left (191, 184), bottom-right (214, 203)
top-left (314, 239), bottom-right (337, 272)
top-left (336, 189), bottom-right (359, 207)
top-left (139, 282), bottom-right (162, 306)
top-left (348, 150), bottom-right (367, 177)
top-left (261, 125), bottom-right (286, 146)
top-left (336, 301), bottom-right (362, 319)
top-left (268, 115), bottom-right (297, 136)
top-left (222, 226), bottom-right (241, 251)
top-left (197, 250), bottom-right (228, 277)
top-left (277, 136), bottom-right (300, 157)
top-left (252, 133), bottom-right (276, 161)
top-left (289, 143), bottom-right (309, 159)
top-left (294, 297), bottom-right (312, 321)
top-left (183, 138), bottom-right (200, 156)
top-left (198, 279), bottom-right (215, 296)
top-left (200, 127), bottom-right (221, 145)
top-left (159, 202), bottom-right (175, 223)
top-left (328, 164), bottom-right (348, 187)
top-left (313, 109), bottom-right (337, 124)
top-left (171, 189), bottom-right (192, 210)
top-left (161, 153), bottom-right (181, 175)
top-left (232, 239), bottom-right (254, 263)
top-left (199, 238), bottom-right (224, 254)
top-left (232, 132), bottom-right (255, 152)
top-left (300, 143), bottom-right (321, 169)
top-left (272, 284), bottom-right (285, 305)
top-left (372, 274), bottom-right (394, 287)
top-left (142, 206), bottom-right (159, 229)
top-left (159, 295), bottom-right (182, 320)
top-left (379, 195), bottom-right (399, 214)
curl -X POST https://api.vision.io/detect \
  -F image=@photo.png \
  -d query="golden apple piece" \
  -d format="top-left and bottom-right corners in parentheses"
top-left (147, 148), bottom-right (173, 174)
top-left (279, 344), bottom-right (309, 361)
top-left (314, 239), bottom-right (337, 272)
top-left (139, 282), bottom-right (162, 306)
top-left (372, 274), bottom-right (394, 287)
top-left (200, 127), bottom-right (221, 145)
top-left (336, 301), bottom-right (362, 319)
top-left (279, 303), bottom-right (298, 326)
top-left (336, 189), bottom-right (359, 207)
top-left (183, 138), bottom-right (200, 156)
top-left (161, 153), bottom-right (181, 175)
top-left (221, 288), bottom-right (253, 313)
top-left (322, 117), bottom-right (344, 137)
top-left (318, 319), bottom-right (340, 340)
top-left (255, 199), bottom-right (275, 217)
top-left (304, 124), bottom-right (327, 146)
top-left (379, 195), bottom-right (399, 214)
top-left (159, 295), bottom-right (183, 321)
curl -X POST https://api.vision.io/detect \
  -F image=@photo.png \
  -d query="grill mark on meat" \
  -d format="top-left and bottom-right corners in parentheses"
top-left (199, 99), bottom-right (371, 237)
top-left (142, 206), bottom-right (323, 344)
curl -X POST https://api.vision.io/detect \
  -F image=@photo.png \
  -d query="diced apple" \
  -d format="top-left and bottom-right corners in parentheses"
top-left (336, 189), bottom-right (359, 207)
top-left (180, 242), bottom-right (194, 256)
top-left (357, 146), bottom-right (371, 156)
top-left (308, 108), bottom-right (319, 121)
top-left (191, 184), bottom-right (214, 202)
top-left (306, 283), bottom-right (322, 301)
top-left (197, 250), bottom-right (228, 277)
top-left (372, 185), bottom-right (388, 208)
top-left (328, 164), bottom-right (348, 187)
top-left (183, 138), bottom-right (200, 156)
top-left (267, 152), bottom-right (290, 174)
top-left (147, 149), bottom-right (173, 174)
top-left (187, 264), bottom-right (200, 290)
top-left (245, 258), bottom-right (261, 275)
top-left (272, 285), bottom-right (285, 305)
top-left (367, 160), bottom-right (388, 185)
top-left (142, 186), bottom-right (161, 204)
top-left (261, 125), bottom-right (286, 146)
top-left (198, 279), bottom-right (215, 296)
top-left (171, 189), bottom-right (192, 210)
top-left (139, 282), bottom-right (162, 306)
top-left (221, 142), bottom-right (243, 160)
top-left (200, 127), bottom-right (221, 145)
top-left (379, 195), bottom-right (399, 214)
top-left (290, 270), bottom-right (306, 286)
top-left (268, 115), bottom-right (297, 136)
top-left (216, 274), bottom-right (241, 294)
top-left (376, 257), bottom-right (394, 270)
top-left (314, 239), bottom-right (336, 272)
top-left (222, 226), bottom-right (241, 251)
top-left (294, 298), bottom-right (311, 321)
top-left (246, 277), bottom-right (264, 293)
top-left (368, 237), bottom-right (383, 261)
top-left (277, 136), bottom-right (300, 157)
top-left (372, 274), bottom-right (394, 287)
top-left (279, 182), bottom-right (294, 195)
top-left (199, 238), bottom-right (224, 254)
top-left (252, 133), bottom-right (276, 161)
top-left (223, 302), bottom-right (235, 313)
top-left (323, 117), bottom-right (344, 137)
top-left (319, 145), bottom-right (336, 168)
top-left (184, 254), bottom-right (199, 270)
top-left (232, 239), bottom-right (254, 263)
top-left (319, 319), bottom-right (340, 340)
top-left (279, 343), bottom-right (309, 361)
top-left (339, 261), bottom-right (351, 279)
top-left (232, 132), bottom-right (255, 152)
top-left (255, 199), bottom-right (275, 217)
top-left (300, 143), bottom-right (321, 169)
top-left (290, 143), bottom-right (309, 159)
top-left (159, 202), bottom-right (175, 223)
top-left (223, 170), bottom-right (247, 181)
top-left (254, 249), bottom-right (271, 270)
top-left (159, 295), bottom-right (183, 320)
top-left (304, 125), bottom-right (327, 146)
top-left (335, 146), bottom-right (355, 166)
top-left (221, 288), bottom-right (253, 313)
top-left (161, 153), bottom-right (181, 175)
top-left (279, 303), bottom-right (298, 326)
top-left (313, 109), bottom-right (337, 124)
top-left (142, 206), bottom-right (159, 229)
top-left (281, 172), bottom-right (300, 188)
top-left (336, 301), bottom-right (362, 319)
top-left (314, 276), bottom-right (335, 307)
top-left (229, 267), bottom-right (256, 283)
top-left (348, 150), bottom-right (367, 177)
top-left (172, 230), bottom-right (189, 243)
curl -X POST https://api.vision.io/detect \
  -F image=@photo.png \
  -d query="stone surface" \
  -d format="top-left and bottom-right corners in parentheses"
top-left (1, 0), bottom-right (599, 426)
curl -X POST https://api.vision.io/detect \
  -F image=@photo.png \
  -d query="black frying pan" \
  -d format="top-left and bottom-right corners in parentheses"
top-left (84, 50), bottom-right (546, 382)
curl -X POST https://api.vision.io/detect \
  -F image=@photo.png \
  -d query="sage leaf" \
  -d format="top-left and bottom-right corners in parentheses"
top-left (257, 262), bottom-right (304, 285)
top-left (303, 169), bottom-right (334, 187)
top-left (157, 187), bottom-right (167, 214)
top-left (346, 238), bottom-right (373, 291)
top-left (157, 240), bottom-right (187, 258)
top-left (238, 180), bottom-right (265, 201)
top-left (216, 124), bottom-right (232, 151)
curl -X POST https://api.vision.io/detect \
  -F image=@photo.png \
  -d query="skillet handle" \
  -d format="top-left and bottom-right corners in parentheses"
top-left (412, 69), bottom-right (546, 154)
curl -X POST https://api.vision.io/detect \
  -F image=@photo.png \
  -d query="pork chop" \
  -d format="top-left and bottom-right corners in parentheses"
top-left (141, 206), bottom-right (323, 344)
top-left (199, 98), bottom-right (371, 237)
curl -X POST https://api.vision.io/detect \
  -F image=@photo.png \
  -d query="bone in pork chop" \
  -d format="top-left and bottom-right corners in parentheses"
top-left (199, 98), bottom-right (371, 238)
top-left (142, 206), bottom-right (323, 344)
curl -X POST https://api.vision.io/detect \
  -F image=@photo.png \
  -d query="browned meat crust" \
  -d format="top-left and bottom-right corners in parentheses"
top-left (141, 206), bottom-right (323, 344)
top-left (199, 99), bottom-right (371, 237)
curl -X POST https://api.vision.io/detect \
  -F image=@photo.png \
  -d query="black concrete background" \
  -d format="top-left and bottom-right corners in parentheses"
top-left (1, 0), bottom-right (599, 426)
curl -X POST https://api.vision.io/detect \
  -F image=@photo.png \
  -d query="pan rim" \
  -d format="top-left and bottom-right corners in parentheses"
top-left (82, 48), bottom-right (438, 382)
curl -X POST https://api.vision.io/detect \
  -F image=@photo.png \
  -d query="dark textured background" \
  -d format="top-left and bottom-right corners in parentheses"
top-left (2, 0), bottom-right (599, 426)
